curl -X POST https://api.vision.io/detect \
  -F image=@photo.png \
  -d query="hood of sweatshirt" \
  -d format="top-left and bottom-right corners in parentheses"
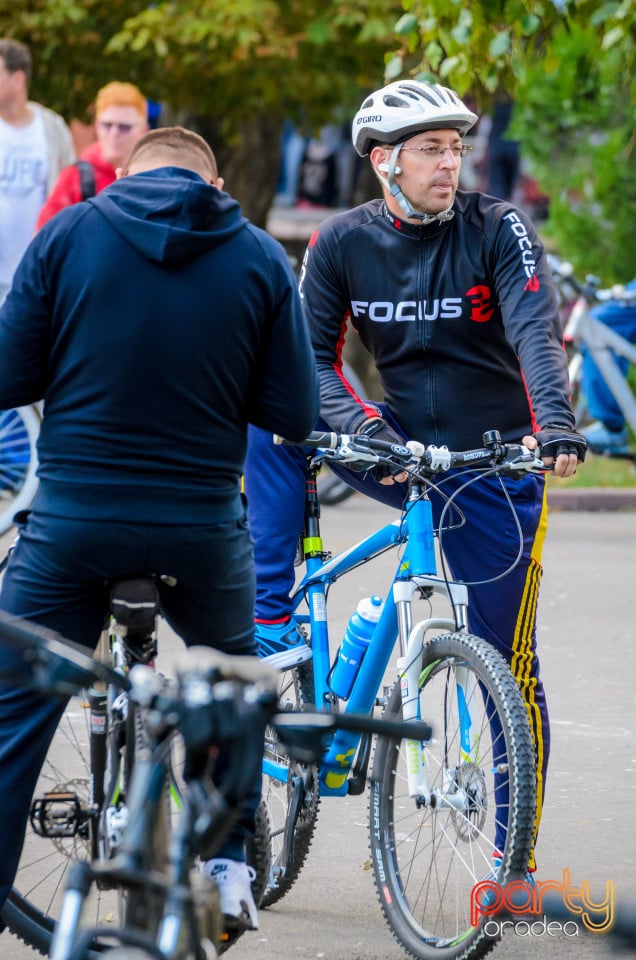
top-left (91, 166), bottom-right (248, 264)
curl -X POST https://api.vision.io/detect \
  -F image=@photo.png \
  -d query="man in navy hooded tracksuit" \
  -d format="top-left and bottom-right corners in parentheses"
top-left (0, 126), bottom-right (318, 933)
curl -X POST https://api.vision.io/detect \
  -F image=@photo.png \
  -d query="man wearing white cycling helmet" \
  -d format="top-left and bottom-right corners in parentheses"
top-left (245, 80), bottom-right (587, 874)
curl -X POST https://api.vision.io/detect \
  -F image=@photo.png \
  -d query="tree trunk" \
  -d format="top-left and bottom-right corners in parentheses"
top-left (162, 109), bottom-right (283, 228)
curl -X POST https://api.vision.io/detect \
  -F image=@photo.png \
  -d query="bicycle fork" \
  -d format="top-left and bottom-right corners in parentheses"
top-left (395, 561), bottom-right (480, 812)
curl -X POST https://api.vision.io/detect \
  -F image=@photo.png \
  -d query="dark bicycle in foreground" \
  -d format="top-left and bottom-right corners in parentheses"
top-left (0, 609), bottom-right (432, 960)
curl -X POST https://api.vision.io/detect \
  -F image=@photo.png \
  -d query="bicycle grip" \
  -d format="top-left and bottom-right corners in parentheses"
top-left (273, 431), bottom-right (339, 449)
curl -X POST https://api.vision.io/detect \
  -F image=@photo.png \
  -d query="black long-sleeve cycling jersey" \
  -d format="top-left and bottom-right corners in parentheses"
top-left (298, 192), bottom-right (574, 450)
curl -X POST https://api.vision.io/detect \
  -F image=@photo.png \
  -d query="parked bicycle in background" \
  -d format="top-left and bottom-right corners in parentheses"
top-left (549, 255), bottom-right (636, 460)
top-left (0, 404), bottom-right (40, 535)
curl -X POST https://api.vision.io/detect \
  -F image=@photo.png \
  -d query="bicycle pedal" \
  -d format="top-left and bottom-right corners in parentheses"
top-left (30, 791), bottom-right (86, 838)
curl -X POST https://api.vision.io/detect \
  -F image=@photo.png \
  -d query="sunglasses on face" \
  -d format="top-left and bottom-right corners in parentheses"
top-left (97, 121), bottom-right (137, 134)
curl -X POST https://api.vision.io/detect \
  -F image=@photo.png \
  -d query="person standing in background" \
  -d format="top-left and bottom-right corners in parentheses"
top-left (0, 38), bottom-right (75, 304)
top-left (37, 81), bottom-right (148, 226)
top-left (486, 92), bottom-right (521, 202)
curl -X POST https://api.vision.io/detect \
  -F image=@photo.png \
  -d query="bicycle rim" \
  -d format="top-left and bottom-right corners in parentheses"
top-left (4, 691), bottom-right (180, 956)
top-left (0, 406), bottom-right (39, 535)
top-left (3, 691), bottom-right (124, 957)
top-left (369, 632), bottom-right (536, 960)
top-left (260, 660), bottom-right (320, 908)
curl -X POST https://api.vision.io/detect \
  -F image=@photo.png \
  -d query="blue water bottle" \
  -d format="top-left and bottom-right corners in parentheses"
top-left (329, 596), bottom-right (384, 700)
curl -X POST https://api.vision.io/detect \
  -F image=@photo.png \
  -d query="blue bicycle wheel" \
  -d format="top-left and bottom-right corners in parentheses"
top-left (0, 406), bottom-right (39, 533)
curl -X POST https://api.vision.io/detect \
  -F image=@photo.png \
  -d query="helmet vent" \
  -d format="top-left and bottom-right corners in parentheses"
top-left (383, 95), bottom-right (411, 108)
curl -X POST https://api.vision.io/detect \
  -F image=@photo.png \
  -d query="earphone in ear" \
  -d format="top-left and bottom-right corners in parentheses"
top-left (378, 161), bottom-right (402, 174)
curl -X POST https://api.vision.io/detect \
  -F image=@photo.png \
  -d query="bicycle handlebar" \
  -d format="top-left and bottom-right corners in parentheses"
top-left (549, 254), bottom-right (636, 305)
top-left (0, 610), bottom-right (130, 697)
top-left (275, 429), bottom-right (546, 476)
top-left (0, 612), bottom-right (433, 761)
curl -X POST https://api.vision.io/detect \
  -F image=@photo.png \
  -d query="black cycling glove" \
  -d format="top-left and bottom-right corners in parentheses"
top-left (534, 426), bottom-right (587, 462)
top-left (356, 418), bottom-right (407, 480)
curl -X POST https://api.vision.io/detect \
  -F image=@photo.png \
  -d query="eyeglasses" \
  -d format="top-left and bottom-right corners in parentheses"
top-left (399, 144), bottom-right (472, 160)
top-left (97, 121), bottom-right (137, 134)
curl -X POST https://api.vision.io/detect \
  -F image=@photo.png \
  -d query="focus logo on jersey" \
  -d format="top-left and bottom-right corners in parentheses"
top-left (350, 298), bottom-right (464, 322)
top-left (350, 288), bottom-right (499, 324)
top-left (503, 211), bottom-right (538, 281)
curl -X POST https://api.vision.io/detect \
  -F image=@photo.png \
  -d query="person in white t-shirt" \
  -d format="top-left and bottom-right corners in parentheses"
top-left (0, 38), bottom-right (75, 303)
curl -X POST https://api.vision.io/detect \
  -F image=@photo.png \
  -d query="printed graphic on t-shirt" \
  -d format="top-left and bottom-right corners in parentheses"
top-left (0, 112), bottom-right (49, 286)
top-left (0, 144), bottom-right (47, 195)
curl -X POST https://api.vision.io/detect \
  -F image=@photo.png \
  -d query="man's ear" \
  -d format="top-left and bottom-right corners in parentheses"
top-left (211, 176), bottom-right (224, 190)
top-left (115, 167), bottom-right (126, 179)
top-left (369, 145), bottom-right (389, 177)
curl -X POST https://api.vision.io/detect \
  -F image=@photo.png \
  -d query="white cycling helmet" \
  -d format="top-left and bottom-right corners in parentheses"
top-left (352, 80), bottom-right (478, 157)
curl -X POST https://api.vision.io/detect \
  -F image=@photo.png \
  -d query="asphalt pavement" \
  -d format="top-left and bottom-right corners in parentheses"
top-left (1, 494), bottom-right (635, 960)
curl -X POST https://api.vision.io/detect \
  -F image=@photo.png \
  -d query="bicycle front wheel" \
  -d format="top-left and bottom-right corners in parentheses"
top-left (0, 405), bottom-right (39, 534)
top-left (369, 632), bottom-right (536, 960)
top-left (260, 660), bottom-right (320, 908)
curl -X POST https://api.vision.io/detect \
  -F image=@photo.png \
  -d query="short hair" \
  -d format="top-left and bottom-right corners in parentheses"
top-left (0, 38), bottom-right (32, 83)
top-left (95, 81), bottom-right (147, 121)
top-left (125, 126), bottom-right (219, 180)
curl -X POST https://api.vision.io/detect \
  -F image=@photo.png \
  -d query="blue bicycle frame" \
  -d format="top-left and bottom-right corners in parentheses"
top-left (263, 481), bottom-right (471, 797)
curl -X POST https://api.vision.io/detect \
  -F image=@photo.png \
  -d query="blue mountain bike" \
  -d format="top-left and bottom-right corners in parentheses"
top-left (261, 429), bottom-right (539, 960)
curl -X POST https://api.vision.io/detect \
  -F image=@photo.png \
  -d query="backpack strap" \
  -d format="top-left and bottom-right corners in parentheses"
top-left (75, 160), bottom-right (97, 201)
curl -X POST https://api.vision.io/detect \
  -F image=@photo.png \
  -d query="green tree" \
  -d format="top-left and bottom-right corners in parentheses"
top-left (0, 0), bottom-right (401, 224)
top-left (387, 0), bottom-right (635, 282)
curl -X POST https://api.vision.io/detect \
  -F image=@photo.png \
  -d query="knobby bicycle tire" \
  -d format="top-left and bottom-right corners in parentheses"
top-left (369, 632), bottom-right (536, 960)
top-left (247, 797), bottom-right (273, 907)
top-left (0, 405), bottom-right (40, 535)
top-left (260, 659), bottom-right (320, 908)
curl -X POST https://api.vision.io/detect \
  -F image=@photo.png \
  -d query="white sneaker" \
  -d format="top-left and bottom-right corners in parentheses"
top-left (201, 857), bottom-right (259, 930)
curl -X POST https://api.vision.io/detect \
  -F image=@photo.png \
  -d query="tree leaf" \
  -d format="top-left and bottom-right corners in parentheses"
top-left (439, 54), bottom-right (461, 78)
top-left (520, 14), bottom-right (541, 35)
top-left (385, 54), bottom-right (404, 79)
top-left (489, 30), bottom-right (510, 57)
top-left (395, 13), bottom-right (418, 35)
top-left (590, 3), bottom-right (621, 26)
top-left (424, 40), bottom-right (443, 71)
top-left (601, 25), bottom-right (625, 49)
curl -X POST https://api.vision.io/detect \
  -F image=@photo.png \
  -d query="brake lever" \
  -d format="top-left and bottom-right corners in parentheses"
top-left (332, 435), bottom-right (386, 464)
top-left (503, 449), bottom-right (548, 473)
